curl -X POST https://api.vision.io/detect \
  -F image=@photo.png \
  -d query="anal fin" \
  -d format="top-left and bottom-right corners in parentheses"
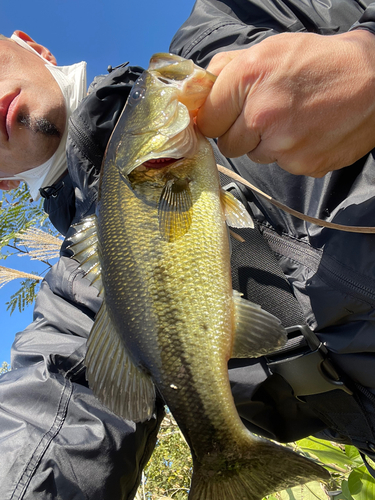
top-left (231, 290), bottom-right (287, 358)
top-left (86, 301), bottom-right (156, 422)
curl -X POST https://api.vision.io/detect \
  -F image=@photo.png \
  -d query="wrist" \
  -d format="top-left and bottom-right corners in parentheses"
top-left (340, 29), bottom-right (375, 154)
top-left (340, 28), bottom-right (375, 76)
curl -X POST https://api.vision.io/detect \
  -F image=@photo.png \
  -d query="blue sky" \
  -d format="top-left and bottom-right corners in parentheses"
top-left (0, 0), bottom-right (194, 364)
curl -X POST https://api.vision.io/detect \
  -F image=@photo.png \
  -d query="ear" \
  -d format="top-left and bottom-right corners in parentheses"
top-left (0, 180), bottom-right (21, 191)
top-left (13, 30), bottom-right (57, 66)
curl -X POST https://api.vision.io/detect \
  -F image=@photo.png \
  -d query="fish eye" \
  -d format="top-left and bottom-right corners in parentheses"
top-left (129, 85), bottom-right (146, 103)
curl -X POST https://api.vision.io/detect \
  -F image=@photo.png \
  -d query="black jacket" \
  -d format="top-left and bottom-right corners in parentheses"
top-left (170, 0), bottom-right (375, 458)
top-left (0, 64), bottom-right (164, 500)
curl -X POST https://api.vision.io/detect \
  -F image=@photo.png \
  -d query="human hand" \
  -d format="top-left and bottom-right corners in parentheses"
top-left (197, 30), bottom-right (375, 177)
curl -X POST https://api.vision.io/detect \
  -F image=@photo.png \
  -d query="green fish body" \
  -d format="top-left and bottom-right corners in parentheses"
top-left (69, 53), bottom-right (329, 499)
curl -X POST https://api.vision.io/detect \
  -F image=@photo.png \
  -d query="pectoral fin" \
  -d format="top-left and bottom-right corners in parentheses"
top-left (158, 177), bottom-right (193, 241)
top-left (231, 290), bottom-right (287, 358)
top-left (220, 189), bottom-right (254, 229)
top-left (86, 301), bottom-right (156, 422)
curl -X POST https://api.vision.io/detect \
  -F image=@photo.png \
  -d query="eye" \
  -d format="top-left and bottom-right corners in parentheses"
top-left (129, 85), bottom-right (145, 103)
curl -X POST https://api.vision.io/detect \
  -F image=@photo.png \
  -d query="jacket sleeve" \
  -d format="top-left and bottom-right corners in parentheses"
top-left (350, 3), bottom-right (375, 35)
top-left (0, 64), bottom-right (165, 500)
top-left (170, 0), bottom-right (375, 68)
top-left (0, 256), bottom-right (164, 500)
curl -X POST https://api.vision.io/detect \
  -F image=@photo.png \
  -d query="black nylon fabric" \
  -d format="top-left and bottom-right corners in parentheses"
top-left (218, 145), bottom-right (375, 455)
top-left (170, 0), bottom-right (371, 67)
top-left (171, 0), bottom-right (375, 458)
top-left (0, 65), bottom-right (166, 500)
top-left (219, 165), bottom-right (305, 328)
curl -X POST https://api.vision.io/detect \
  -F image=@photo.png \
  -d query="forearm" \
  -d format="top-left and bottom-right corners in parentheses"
top-left (198, 29), bottom-right (375, 176)
top-left (171, 0), bottom-right (375, 176)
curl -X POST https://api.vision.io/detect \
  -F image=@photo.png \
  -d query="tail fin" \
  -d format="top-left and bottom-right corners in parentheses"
top-left (189, 438), bottom-right (329, 500)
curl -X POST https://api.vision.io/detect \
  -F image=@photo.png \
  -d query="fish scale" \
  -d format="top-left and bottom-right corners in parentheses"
top-left (99, 150), bottom-right (235, 430)
top-left (101, 150), bottom-right (248, 457)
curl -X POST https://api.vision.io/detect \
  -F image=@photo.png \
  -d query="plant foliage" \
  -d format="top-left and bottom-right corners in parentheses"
top-left (138, 410), bottom-right (192, 500)
top-left (136, 411), bottom-right (375, 500)
top-left (0, 185), bottom-right (62, 313)
top-left (0, 362), bottom-right (10, 374)
top-left (5, 278), bottom-right (41, 314)
top-left (0, 184), bottom-right (49, 255)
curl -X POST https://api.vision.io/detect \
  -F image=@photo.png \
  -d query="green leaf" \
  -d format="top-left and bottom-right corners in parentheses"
top-left (0, 184), bottom-right (57, 257)
top-left (276, 481), bottom-right (329, 499)
top-left (5, 278), bottom-right (40, 315)
top-left (331, 493), bottom-right (354, 500)
top-left (296, 438), bottom-right (354, 469)
top-left (347, 467), bottom-right (375, 499)
top-left (341, 479), bottom-right (355, 499)
top-left (344, 446), bottom-right (361, 464)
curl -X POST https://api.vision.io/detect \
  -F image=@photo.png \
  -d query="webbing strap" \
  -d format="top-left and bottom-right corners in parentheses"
top-left (219, 169), bottom-right (305, 328)
top-left (218, 159), bottom-right (375, 474)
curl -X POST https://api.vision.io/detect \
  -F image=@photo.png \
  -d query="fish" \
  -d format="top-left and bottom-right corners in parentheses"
top-left (68, 53), bottom-right (329, 499)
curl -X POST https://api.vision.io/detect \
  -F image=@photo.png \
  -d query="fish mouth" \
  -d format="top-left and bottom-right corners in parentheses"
top-left (142, 157), bottom-right (182, 169)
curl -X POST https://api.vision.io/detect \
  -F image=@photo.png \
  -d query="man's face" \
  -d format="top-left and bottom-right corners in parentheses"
top-left (0, 34), bottom-right (66, 182)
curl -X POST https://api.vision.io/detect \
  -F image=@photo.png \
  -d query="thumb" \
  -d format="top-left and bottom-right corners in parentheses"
top-left (197, 55), bottom-right (244, 138)
top-left (197, 48), bottom-right (263, 157)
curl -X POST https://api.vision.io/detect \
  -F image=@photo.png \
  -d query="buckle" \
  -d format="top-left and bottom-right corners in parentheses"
top-left (266, 325), bottom-right (353, 399)
top-left (39, 183), bottom-right (64, 199)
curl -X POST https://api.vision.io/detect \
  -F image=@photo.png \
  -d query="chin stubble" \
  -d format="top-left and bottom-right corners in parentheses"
top-left (17, 113), bottom-right (61, 138)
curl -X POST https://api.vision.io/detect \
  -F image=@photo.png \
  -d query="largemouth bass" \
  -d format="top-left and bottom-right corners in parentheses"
top-left (69, 53), bottom-right (329, 499)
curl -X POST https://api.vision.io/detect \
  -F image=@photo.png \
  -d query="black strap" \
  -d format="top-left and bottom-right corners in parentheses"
top-left (220, 167), bottom-right (352, 397)
top-left (39, 182), bottom-right (65, 200)
top-left (218, 156), bottom-right (375, 475)
top-left (219, 162), bottom-right (351, 392)
top-left (219, 169), bottom-right (305, 328)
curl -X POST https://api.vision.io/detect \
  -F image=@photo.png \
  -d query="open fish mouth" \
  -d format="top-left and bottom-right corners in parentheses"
top-left (141, 157), bottom-right (182, 169)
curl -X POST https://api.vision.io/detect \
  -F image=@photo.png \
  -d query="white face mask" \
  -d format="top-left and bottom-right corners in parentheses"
top-left (0, 160), bottom-right (54, 188)
top-left (0, 34), bottom-right (87, 201)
